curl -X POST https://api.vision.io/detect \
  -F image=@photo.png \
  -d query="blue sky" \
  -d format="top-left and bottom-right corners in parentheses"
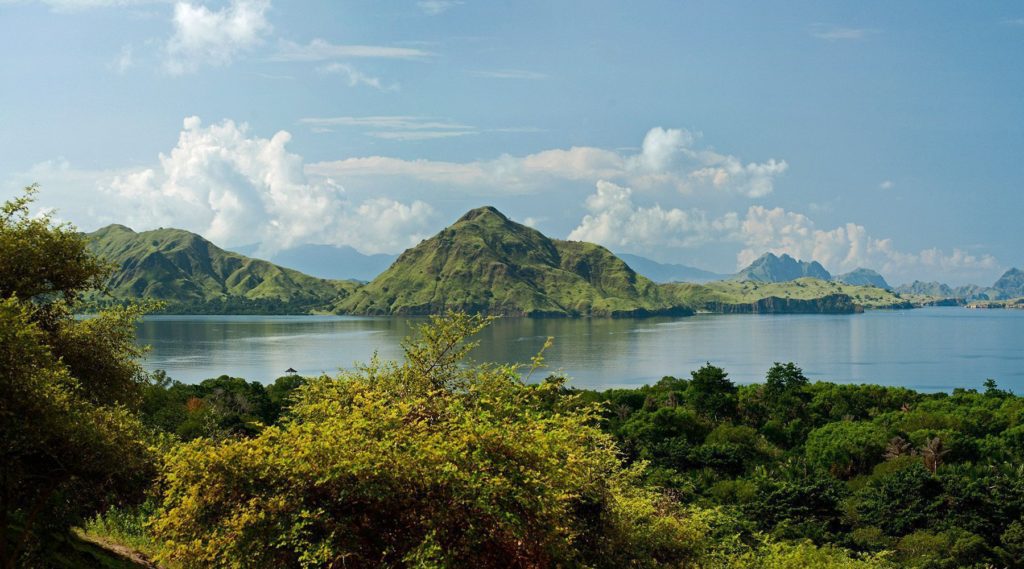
top-left (1, 0), bottom-right (1021, 284)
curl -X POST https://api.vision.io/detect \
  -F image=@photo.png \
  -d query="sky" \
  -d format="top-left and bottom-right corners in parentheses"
top-left (1, 0), bottom-right (1022, 285)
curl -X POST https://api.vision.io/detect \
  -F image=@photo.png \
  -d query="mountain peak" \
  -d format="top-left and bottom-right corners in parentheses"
top-left (834, 268), bottom-right (890, 290)
top-left (336, 208), bottom-right (683, 317)
top-left (994, 267), bottom-right (1024, 297)
top-left (457, 206), bottom-right (509, 224)
top-left (93, 223), bottom-right (136, 234)
top-left (734, 252), bottom-right (832, 283)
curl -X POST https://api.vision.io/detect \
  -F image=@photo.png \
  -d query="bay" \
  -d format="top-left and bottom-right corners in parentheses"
top-left (135, 307), bottom-right (1024, 392)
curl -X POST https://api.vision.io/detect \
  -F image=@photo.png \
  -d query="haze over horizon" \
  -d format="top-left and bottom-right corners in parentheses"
top-left (2, 0), bottom-right (1022, 285)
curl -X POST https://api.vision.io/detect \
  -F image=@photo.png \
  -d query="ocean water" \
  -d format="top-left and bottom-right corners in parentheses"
top-left (135, 307), bottom-right (1024, 392)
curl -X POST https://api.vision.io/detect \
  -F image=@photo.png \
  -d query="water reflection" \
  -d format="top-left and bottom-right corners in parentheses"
top-left (135, 309), bottom-right (1024, 392)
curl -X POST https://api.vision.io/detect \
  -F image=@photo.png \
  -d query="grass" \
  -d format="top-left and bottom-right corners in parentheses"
top-left (76, 504), bottom-right (170, 568)
top-left (664, 278), bottom-right (914, 310)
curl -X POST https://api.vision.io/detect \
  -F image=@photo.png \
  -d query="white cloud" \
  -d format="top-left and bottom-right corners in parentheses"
top-left (308, 126), bottom-right (787, 198)
top-left (1001, 18), bottom-right (1024, 27)
top-left (469, 69), bottom-right (547, 80)
top-left (416, 0), bottom-right (462, 15)
top-left (316, 63), bottom-right (397, 91)
top-left (567, 180), bottom-right (738, 250)
top-left (809, 24), bottom-right (876, 41)
top-left (300, 115), bottom-right (477, 141)
top-left (164, 0), bottom-right (271, 75)
top-left (736, 205), bottom-right (998, 282)
top-left (879, 179), bottom-right (894, 190)
top-left (91, 117), bottom-right (435, 254)
top-left (272, 39), bottom-right (431, 61)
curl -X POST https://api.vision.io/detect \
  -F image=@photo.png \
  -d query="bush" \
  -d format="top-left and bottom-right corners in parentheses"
top-left (150, 314), bottom-right (721, 568)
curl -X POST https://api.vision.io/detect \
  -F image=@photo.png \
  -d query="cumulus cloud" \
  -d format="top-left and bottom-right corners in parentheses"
top-left (879, 180), bottom-right (894, 190)
top-left (99, 117), bottom-right (434, 254)
top-left (308, 126), bottom-right (787, 198)
top-left (164, 0), bottom-right (271, 75)
top-left (567, 181), bottom-right (739, 250)
top-left (564, 183), bottom-right (1000, 283)
top-left (736, 205), bottom-right (998, 281)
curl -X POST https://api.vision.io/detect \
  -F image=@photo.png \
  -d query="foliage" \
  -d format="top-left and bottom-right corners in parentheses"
top-left (0, 187), bottom-right (156, 567)
top-left (149, 314), bottom-right (717, 567)
top-left (805, 422), bottom-right (889, 478)
top-left (139, 372), bottom-right (306, 440)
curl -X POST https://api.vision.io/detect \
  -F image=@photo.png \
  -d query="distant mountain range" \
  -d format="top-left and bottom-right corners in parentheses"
top-left (833, 268), bottom-right (891, 290)
top-left (732, 253), bottom-right (832, 283)
top-left (893, 268), bottom-right (1023, 301)
top-left (616, 253), bottom-right (729, 284)
top-left (84, 207), bottom-right (1009, 316)
top-left (84, 224), bottom-right (357, 313)
top-left (232, 243), bottom-right (395, 282)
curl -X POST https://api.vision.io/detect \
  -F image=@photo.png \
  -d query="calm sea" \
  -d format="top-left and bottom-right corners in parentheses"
top-left (135, 308), bottom-right (1024, 392)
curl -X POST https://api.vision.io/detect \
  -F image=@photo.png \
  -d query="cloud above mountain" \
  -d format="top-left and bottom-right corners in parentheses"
top-left (564, 182), bottom-right (998, 284)
top-left (307, 126), bottom-right (788, 199)
top-left (8, 115), bottom-right (1001, 284)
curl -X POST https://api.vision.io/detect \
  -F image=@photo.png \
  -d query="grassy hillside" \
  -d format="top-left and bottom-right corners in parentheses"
top-left (85, 225), bottom-right (358, 313)
top-left (665, 277), bottom-right (913, 311)
top-left (335, 207), bottom-right (688, 317)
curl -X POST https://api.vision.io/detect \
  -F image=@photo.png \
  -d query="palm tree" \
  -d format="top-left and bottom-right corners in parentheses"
top-left (921, 437), bottom-right (948, 473)
top-left (884, 436), bottom-right (914, 460)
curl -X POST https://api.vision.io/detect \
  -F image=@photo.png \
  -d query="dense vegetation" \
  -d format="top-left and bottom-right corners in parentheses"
top-left (8, 187), bottom-right (1023, 568)
top-left (113, 329), bottom-right (1024, 568)
top-left (576, 368), bottom-right (1024, 568)
top-left (0, 187), bottom-right (156, 566)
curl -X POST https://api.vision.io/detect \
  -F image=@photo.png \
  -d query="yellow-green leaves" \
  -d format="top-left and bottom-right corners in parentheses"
top-left (150, 313), bottom-right (715, 568)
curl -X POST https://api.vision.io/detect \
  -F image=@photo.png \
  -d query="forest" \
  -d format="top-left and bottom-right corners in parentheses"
top-left (3, 188), bottom-right (1022, 568)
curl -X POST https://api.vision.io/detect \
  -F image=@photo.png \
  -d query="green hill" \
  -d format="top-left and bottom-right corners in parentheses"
top-left (85, 224), bottom-right (358, 313)
top-left (334, 207), bottom-right (689, 317)
top-left (664, 277), bottom-right (913, 312)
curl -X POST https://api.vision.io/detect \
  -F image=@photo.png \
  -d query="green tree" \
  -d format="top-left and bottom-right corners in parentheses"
top-left (0, 187), bottom-right (154, 566)
top-left (687, 362), bottom-right (737, 420)
top-left (151, 314), bottom-right (720, 568)
top-left (805, 421), bottom-right (889, 478)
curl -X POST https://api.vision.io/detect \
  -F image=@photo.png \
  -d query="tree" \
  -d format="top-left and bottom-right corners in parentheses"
top-left (762, 362), bottom-right (812, 436)
top-left (687, 363), bottom-right (737, 420)
top-left (804, 421), bottom-right (889, 478)
top-left (764, 362), bottom-right (809, 400)
top-left (150, 314), bottom-right (719, 568)
top-left (921, 436), bottom-right (949, 474)
top-left (0, 187), bottom-right (155, 566)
